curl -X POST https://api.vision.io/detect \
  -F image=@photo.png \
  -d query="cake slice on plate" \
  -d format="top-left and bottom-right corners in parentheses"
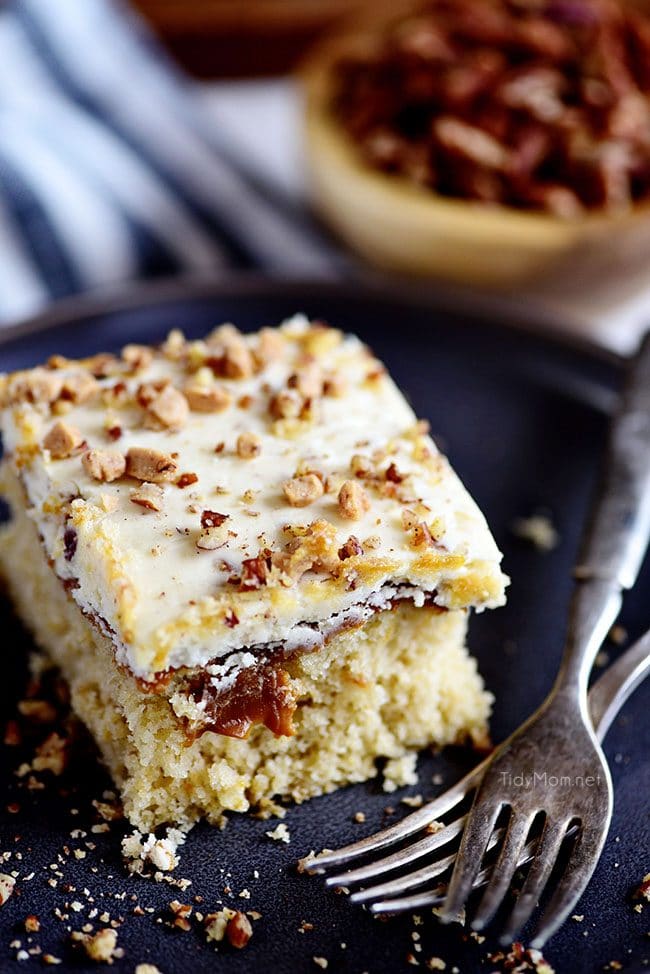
top-left (0, 316), bottom-right (507, 829)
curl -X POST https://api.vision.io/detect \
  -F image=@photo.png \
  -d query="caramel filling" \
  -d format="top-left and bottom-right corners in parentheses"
top-left (188, 665), bottom-right (297, 740)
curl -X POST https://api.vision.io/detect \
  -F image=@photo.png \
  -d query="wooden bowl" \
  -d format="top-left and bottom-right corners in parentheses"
top-left (302, 26), bottom-right (650, 288)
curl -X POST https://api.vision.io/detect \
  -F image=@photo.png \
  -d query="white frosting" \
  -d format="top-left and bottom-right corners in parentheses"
top-left (0, 315), bottom-right (507, 679)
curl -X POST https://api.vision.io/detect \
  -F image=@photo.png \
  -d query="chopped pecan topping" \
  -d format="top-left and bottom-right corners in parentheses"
top-left (82, 449), bottom-right (126, 483)
top-left (240, 552), bottom-right (271, 590)
top-left (121, 343), bottom-right (154, 371)
top-left (205, 325), bottom-right (253, 379)
top-left (201, 510), bottom-right (228, 529)
top-left (184, 380), bottom-right (232, 413)
top-left (5, 368), bottom-right (63, 406)
top-left (283, 473), bottom-right (324, 508)
top-left (269, 388), bottom-right (302, 420)
top-left (197, 519), bottom-right (230, 550)
top-left (385, 462), bottom-right (404, 483)
top-left (126, 446), bottom-right (178, 482)
top-left (338, 480), bottom-right (370, 520)
top-left (130, 482), bottom-right (164, 512)
top-left (350, 453), bottom-right (374, 478)
top-left (143, 384), bottom-right (189, 430)
top-left (43, 420), bottom-right (84, 459)
top-left (254, 327), bottom-right (285, 368)
top-left (236, 432), bottom-right (262, 459)
top-left (338, 535), bottom-right (364, 560)
top-left (85, 353), bottom-right (117, 378)
top-left (288, 362), bottom-right (323, 399)
top-left (60, 371), bottom-right (100, 405)
top-left (176, 472), bottom-right (199, 489)
top-left (161, 328), bottom-right (186, 360)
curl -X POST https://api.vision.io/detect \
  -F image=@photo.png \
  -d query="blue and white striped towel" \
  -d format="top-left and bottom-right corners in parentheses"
top-left (0, 0), bottom-right (337, 324)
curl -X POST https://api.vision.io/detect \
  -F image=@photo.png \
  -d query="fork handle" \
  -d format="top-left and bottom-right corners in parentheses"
top-left (558, 332), bottom-right (650, 694)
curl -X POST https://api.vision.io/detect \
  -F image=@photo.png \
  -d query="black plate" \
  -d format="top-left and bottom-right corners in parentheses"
top-left (0, 278), bottom-right (648, 974)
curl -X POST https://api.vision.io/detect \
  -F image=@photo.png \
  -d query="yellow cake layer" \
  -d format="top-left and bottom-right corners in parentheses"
top-left (0, 465), bottom-right (491, 830)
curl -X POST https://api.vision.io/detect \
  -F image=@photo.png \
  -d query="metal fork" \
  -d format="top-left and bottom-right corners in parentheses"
top-left (307, 628), bottom-right (649, 918)
top-left (439, 334), bottom-right (650, 945)
top-left (308, 333), bottom-right (650, 946)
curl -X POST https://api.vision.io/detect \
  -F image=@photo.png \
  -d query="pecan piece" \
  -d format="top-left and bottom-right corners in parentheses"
top-left (338, 480), bottom-right (370, 520)
top-left (269, 389), bottom-right (302, 420)
top-left (60, 371), bottom-right (100, 405)
top-left (82, 449), bottom-right (126, 483)
top-left (184, 381), bottom-right (232, 413)
top-left (126, 447), bottom-right (178, 483)
top-left (43, 421), bottom-right (84, 459)
top-left (236, 432), bottom-right (262, 459)
top-left (338, 535), bottom-right (363, 560)
top-left (130, 483), bottom-right (164, 512)
top-left (283, 474), bottom-right (324, 508)
top-left (121, 343), bottom-right (154, 371)
top-left (226, 911), bottom-right (253, 949)
top-left (144, 385), bottom-right (189, 430)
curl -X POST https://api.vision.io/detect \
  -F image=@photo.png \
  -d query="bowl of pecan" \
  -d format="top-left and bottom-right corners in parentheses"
top-left (303, 0), bottom-right (650, 286)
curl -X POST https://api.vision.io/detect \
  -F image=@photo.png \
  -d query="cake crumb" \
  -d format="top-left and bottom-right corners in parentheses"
top-left (0, 873), bottom-right (16, 905)
top-left (511, 514), bottom-right (558, 551)
top-left (383, 753), bottom-right (418, 792)
top-left (296, 850), bottom-right (319, 874)
top-left (122, 829), bottom-right (186, 874)
top-left (313, 957), bottom-right (328, 969)
top-left (353, 811), bottom-right (366, 823)
top-left (135, 965), bottom-right (163, 974)
top-left (402, 794), bottom-right (424, 808)
top-left (71, 928), bottom-right (120, 964)
top-left (426, 959), bottom-right (446, 971)
top-left (266, 823), bottom-right (290, 844)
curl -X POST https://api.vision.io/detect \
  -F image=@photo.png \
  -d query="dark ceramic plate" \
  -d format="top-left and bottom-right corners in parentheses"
top-left (0, 278), bottom-right (648, 974)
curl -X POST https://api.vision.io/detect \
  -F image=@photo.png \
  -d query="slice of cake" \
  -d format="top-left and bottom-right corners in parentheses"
top-left (0, 317), bottom-right (507, 830)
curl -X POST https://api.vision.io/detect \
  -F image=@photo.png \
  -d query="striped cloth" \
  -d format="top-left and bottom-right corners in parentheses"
top-left (0, 0), bottom-right (337, 324)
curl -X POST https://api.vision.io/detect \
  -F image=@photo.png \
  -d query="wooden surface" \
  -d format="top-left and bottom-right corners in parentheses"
top-left (132, 0), bottom-right (366, 76)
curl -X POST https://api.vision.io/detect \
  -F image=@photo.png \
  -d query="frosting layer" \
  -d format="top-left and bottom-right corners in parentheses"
top-left (0, 315), bottom-right (507, 678)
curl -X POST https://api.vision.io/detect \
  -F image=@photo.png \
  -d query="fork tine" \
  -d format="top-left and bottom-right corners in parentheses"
top-left (439, 798), bottom-right (504, 923)
top-left (325, 816), bottom-right (466, 889)
top-left (351, 817), bottom-right (513, 905)
top-left (499, 820), bottom-right (570, 944)
top-left (350, 849), bottom-right (458, 904)
top-left (369, 830), bottom-right (544, 916)
top-left (307, 762), bottom-right (485, 873)
top-left (531, 823), bottom-right (608, 948)
top-left (471, 810), bottom-right (538, 930)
